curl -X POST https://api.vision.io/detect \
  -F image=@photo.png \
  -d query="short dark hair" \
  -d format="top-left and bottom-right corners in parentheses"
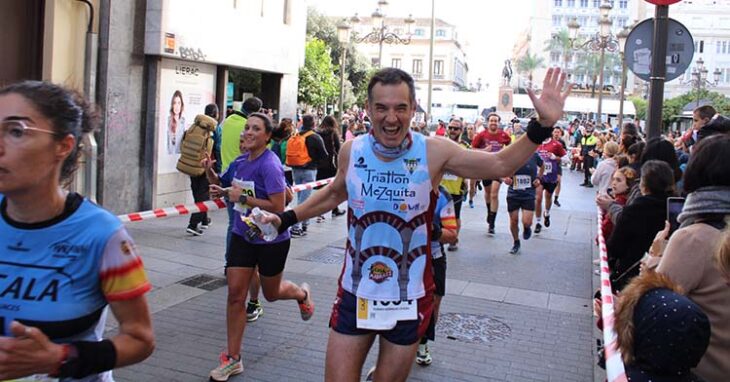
top-left (640, 160), bottom-right (675, 195)
top-left (367, 67), bottom-right (416, 105)
top-left (487, 112), bottom-right (501, 122)
top-left (247, 112), bottom-right (274, 135)
top-left (627, 141), bottom-right (645, 159)
top-left (682, 134), bottom-right (730, 193)
top-left (0, 81), bottom-right (100, 183)
top-left (204, 103), bottom-right (219, 119)
top-left (242, 97), bottom-right (263, 114)
top-left (621, 122), bottom-right (638, 137)
top-left (641, 137), bottom-right (682, 182)
top-left (302, 114), bottom-right (315, 129)
top-left (693, 105), bottom-right (717, 120)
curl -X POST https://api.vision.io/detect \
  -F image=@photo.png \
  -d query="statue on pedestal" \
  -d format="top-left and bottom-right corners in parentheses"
top-left (501, 59), bottom-right (513, 87)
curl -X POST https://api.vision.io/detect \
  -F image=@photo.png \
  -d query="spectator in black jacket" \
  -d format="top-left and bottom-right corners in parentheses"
top-left (290, 114), bottom-right (327, 237)
top-left (607, 160), bottom-right (674, 291)
top-left (316, 115), bottom-right (345, 219)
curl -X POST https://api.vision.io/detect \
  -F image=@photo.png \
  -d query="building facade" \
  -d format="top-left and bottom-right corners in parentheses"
top-left (1, 0), bottom-right (307, 214)
top-left (349, 16), bottom-right (469, 92)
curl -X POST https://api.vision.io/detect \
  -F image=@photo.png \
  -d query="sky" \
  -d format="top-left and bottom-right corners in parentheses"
top-left (305, 0), bottom-right (533, 90)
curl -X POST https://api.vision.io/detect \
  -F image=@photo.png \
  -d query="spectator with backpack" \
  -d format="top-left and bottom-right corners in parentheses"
top-left (285, 114), bottom-right (327, 237)
top-left (176, 112), bottom-right (219, 235)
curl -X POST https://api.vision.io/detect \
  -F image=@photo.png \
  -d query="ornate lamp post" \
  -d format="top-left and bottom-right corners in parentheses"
top-left (350, 0), bottom-right (415, 68)
top-left (568, 0), bottom-right (619, 124)
top-left (681, 57), bottom-right (721, 108)
top-left (336, 20), bottom-right (352, 118)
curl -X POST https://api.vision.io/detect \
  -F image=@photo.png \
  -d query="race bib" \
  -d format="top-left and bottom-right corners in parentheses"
top-left (514, 175), bottom-right (532, 190)
top-left (544, 162), bottom-right (553, 174)
top-left (356, 297), bottom-right (417, 330)
top-left (232, 179), bottom-right (256, 214)
top-left (8, 375), bottom-right (58, 382)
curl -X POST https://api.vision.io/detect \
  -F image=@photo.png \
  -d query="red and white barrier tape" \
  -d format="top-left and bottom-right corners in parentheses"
top-left (118, 177), bottom-right (335, 223)
top-left (596, 207), bottom-right (627, 382)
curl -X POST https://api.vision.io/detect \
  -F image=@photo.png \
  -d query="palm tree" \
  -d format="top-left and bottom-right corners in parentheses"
top-left (574, 51), bottom-right (621, 98)
top-left (544, 29), bottom-right (573, 71)
top-left (516, 50), bottom-right (545, 88)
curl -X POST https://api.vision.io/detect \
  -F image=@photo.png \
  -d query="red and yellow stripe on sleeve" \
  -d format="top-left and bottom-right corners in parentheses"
top-left (441, 215), bottom-right (458, 231)
top-left (100, 256), bottom-right (152, 301)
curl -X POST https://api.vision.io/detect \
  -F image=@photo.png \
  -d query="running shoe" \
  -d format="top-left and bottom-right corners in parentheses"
top-left (534, 223), bottom-right (542, 234)
top-left (316, 215), bottom-right (326, 223)
top-left (544, 214), bottom-right (551, 228)
top-left (509, 240), bottom-right (521, 255)
top-left (364, 366), bottom-right (376, 381)
top-left (246, 301), bottom-right (263, 322)
top-left (416, 343), bottom-right (432, 366)
top-left (186, 226), bottom-right (204, 236)
top-left (469, 200), bottom-right (474, 208)
top-left (332, 208), bottom-right (346, 217)
top-left (200, 218), bottom-right (212, 230)
top-left (554, 197), bottom-right (561, 207)
top-left (298, 282), bottom-right (314, 321)
top-left (209, 352), bottom-right (243, 382)
top-left (290, 227), bottom-right (306, 237)
top-left (523, 226), bottom-right (532, 240)
top-left (488, 225), bottom-right (495, 235)
top-left (447, 243), bottom-right (458, 251)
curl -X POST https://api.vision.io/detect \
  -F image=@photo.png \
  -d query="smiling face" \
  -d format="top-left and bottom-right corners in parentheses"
top-left (487, 115), bottom-right (500, 133)
top-left (241, 115), bottom-right (271, 153)
top-left (0, 94), bottom-right (66, 195)
top-left (366, 82), bottom-right (416, 148)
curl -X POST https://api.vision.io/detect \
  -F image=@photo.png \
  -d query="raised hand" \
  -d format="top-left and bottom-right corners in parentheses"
top-left (527, 68), bottom-right (572, 127)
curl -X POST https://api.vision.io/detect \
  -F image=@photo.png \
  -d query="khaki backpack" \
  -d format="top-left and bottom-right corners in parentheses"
top-left (285, 130), bottom-right (314, 167)
top-left (176, 114), bottom-right (218, 176)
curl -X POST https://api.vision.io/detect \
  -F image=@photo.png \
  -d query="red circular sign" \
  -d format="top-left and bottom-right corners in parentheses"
top-left (644, 0), bottom-right (681, 5)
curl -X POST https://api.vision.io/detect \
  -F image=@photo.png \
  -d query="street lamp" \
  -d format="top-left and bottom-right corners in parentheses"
top-left (681, 57), bottom-right (722, 108)
top-left (349, 1), bottom-right (415, 68)
top-left (336, 19), bottom-right (351, 118)
top-left (616, 26), bottom-right (630, 130)
top-left (568, 0), bottom-right (620, 125)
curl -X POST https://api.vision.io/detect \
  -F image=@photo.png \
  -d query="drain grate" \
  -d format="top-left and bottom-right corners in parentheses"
top-left (301, 245), bottom-right (345, 264)
top-left (178, 274), bottom-right (227, 290)
top-left (437, 313), bottom-right (512, 344)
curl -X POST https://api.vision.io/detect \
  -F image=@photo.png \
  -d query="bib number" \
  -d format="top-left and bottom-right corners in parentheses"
top-left (514, 175), bottom-right (532, 190)
top-left (544, 162), bottom-right (553, 174)
top-left (7, 376), bottom-right (59, 382)
top-left (232, 179), bottom-right (256, 214)
top-left (356, 297), bottom-right (417, 330)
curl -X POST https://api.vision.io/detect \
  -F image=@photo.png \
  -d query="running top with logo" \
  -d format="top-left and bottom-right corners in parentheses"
top-left (431, 187), bottom-right (457, 261)
top-left (507, 153), bottom-right (543, 200)
top-left (537, 139), bottom-right (567, 184)
top-left (220, 149), bottom-right (290, 244)
top-left (440, 141), bottom-right (469, 196)
top-left (0, 193), bottom-right (151, 382)
top-left (471, 129), bottom-right (512, 153)
top-left (343, 133), bottom-right (435, 301)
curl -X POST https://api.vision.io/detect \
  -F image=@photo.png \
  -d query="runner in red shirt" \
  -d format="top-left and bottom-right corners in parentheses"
top-left (471, 112), bottom-right (512, 234)
top-left (534, 127), bottom-right (567, 233)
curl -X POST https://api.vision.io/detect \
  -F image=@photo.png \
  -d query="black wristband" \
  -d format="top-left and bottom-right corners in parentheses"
top-left (276, 210), bottom-right (299, 234)
top-left (238, 194), bottom-right (248, 205)
top-left (526, 118), bottom-right (553, 145)
top-left (58, 339), bottom-right (117, 379)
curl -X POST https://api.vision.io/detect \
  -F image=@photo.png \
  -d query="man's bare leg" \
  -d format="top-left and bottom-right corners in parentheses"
top-left (325, 330), bottom-right (375, 382)
top-left (372, 337), bottom-right (420, 382)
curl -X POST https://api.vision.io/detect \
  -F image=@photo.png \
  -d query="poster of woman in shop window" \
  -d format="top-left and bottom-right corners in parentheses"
top-left (167, 89), bottom-right (186, 154)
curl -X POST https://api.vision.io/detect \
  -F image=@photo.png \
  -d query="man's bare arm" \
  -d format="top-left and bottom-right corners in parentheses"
top-left (290, 141), bottom-right (351, 221)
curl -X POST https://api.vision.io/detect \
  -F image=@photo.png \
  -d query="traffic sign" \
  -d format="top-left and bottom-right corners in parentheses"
top-left (624, 17), bottom-right (694, 82)
top-left (644, 0), bottom-right (681, 5)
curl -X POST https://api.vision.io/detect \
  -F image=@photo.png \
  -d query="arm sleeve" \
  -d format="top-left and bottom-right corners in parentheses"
top-left (263, 158), bottom-right (287, 196)
top-left (307, 134), bottom-right (328, 162)
top-left (607, 202), bottom-right (623, 225)
top-left (656, 227), bottom-right (707, 292)
top-left (439, 197), bottom-right (458, 231)
top-left (219, 161), bottom-right (236, 188)
top-left (606, 205), bottom-right (636, 270)
top-left (99, 228), bottom-right (152, 302)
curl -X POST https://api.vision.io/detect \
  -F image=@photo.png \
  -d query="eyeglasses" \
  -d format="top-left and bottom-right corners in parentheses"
top-left (448, 126), bottom-right (462, 131)
top-left (0, 120), bottom-right (59, 144)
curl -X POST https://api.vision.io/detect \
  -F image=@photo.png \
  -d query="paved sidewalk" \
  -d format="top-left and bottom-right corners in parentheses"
top-left (110, 169), bottom-right (600, 381)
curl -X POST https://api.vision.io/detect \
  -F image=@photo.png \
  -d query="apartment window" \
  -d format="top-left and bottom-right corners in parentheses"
top-left (725, 68), bottom-right (730, 83)
top-left (436, 29), bottom-right (446, 37)
top-left (578, 16), bottom-right (587, 26)
top-left (414, 28), bottom-right (425, 36)
top-left (580, 0), bottom-right (588, 7)
top-left (593, 0), bottom-right (600, 6)
top-left (391, 58), bottom-right (401, 68)
top-left (434, 60), bottom-right (444, 76)
top-left (619, 0), bottom-right (627, 8)
top-left (617, 17), bottom-right (627, 27)
top-left (554, 0), bottom-right (563, 6)
top-left (723, 41), bottom-right (728, 54)
top-left (590, 16), bottom-right (598, 26)
top-left (413, 59), bottom-right (423, 74)
top-left (550, 52), bottom-right (561, 63)
top-left (567, 0), bottom-right (575, 7)
top-left (717, 41), bottom-right (722, 54)
top-left (553, 15), bottom-right (562, 26)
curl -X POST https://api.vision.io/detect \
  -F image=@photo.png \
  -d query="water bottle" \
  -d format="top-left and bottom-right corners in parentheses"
top-left (250, 207), bottom-right (279, 242)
